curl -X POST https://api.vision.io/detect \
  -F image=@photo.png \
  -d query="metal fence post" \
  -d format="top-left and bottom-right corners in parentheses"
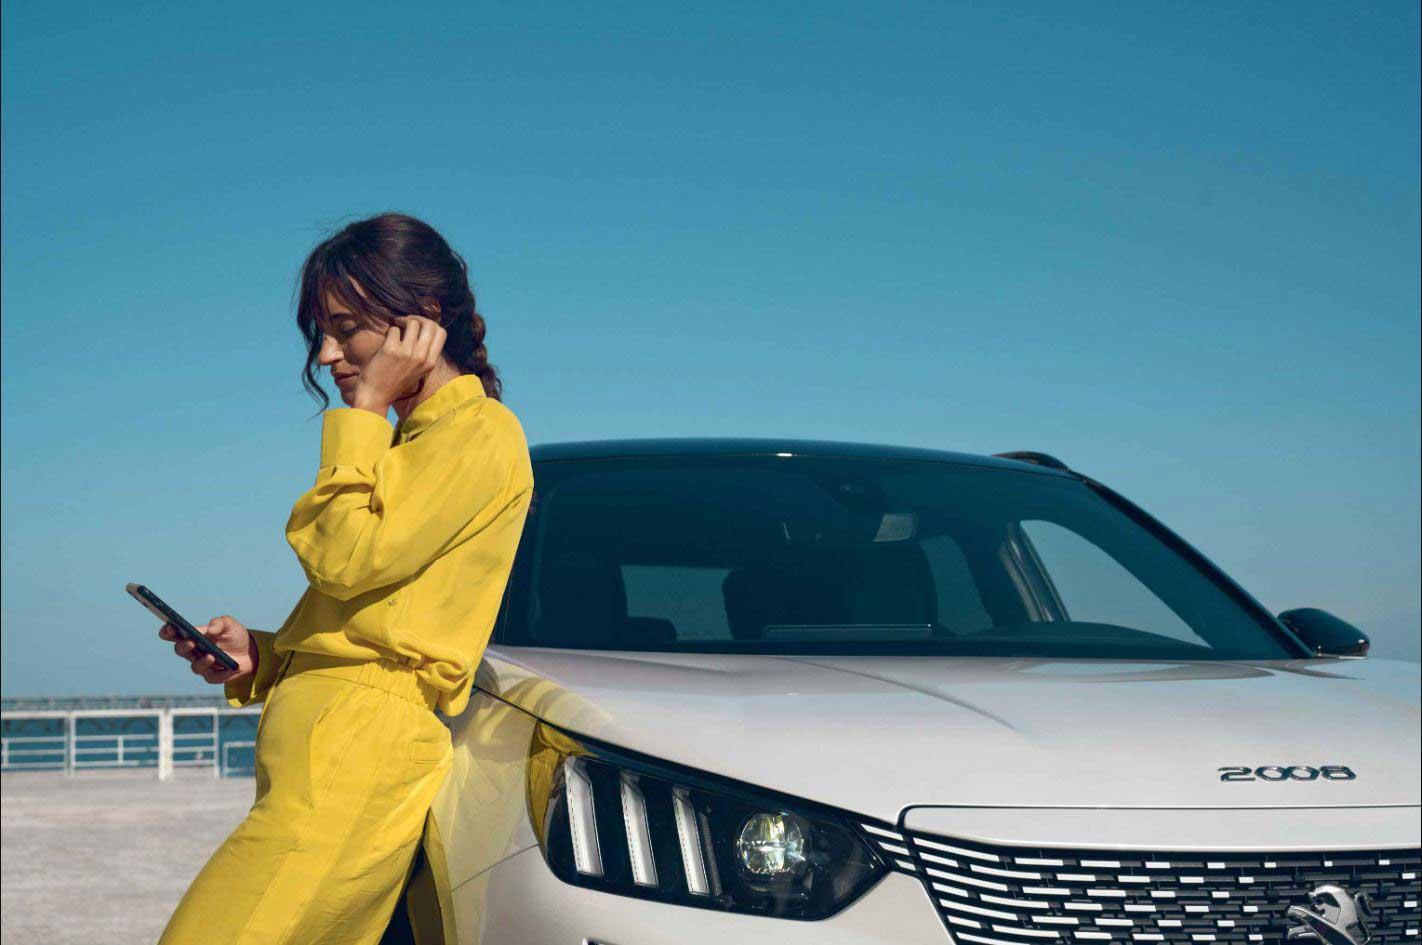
top-left (65, 712), bottom-right (76, 776)
top-left (157, 709), bottom-right (173, 781)
top-left (211, 709), bottom-right (221, 779)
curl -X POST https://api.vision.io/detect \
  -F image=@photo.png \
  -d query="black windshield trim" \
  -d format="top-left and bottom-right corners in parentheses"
top-left (529, 439), bottom-right (1077, 478)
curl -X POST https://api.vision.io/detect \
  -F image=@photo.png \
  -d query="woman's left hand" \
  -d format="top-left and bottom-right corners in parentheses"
top-left (351, 315), bottom-right (447, 412)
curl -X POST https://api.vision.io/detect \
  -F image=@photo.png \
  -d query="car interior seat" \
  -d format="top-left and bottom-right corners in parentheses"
top-left (532, 551), bottom-right (678, 647)
top-left (721, 542), bottom-right (938, 640)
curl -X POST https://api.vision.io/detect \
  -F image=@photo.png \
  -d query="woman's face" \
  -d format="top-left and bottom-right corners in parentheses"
top-left (315, 290), bottom-right (388, 402)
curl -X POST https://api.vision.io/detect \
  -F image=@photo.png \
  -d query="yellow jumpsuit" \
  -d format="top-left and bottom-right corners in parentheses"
top-left (160, 374), bottom-right (534, 945)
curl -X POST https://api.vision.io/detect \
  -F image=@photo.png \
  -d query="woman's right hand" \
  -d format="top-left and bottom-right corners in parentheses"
top-left (157, 615), bottom-right (258, 685)
top-left (351, 315), bottom-right (448, 412)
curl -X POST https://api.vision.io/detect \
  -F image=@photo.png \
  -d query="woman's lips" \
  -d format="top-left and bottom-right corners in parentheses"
top-left (333, 373), bottom-right (355, 384)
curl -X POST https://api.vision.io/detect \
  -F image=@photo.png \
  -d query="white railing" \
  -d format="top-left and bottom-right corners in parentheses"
top-left (0, 707), bottom-right (261, 780)
top-left (223, 740), bottom-right (256, 773)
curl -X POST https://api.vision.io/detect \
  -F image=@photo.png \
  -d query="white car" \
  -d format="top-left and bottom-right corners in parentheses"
top-left (397, 439), bottom-right (1421, 945)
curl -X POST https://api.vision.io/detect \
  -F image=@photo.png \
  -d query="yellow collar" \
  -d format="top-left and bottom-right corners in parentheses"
top-left (394, 374), bottom-right (486, 442)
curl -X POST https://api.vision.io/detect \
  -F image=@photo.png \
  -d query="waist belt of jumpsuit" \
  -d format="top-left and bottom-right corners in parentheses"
top-left (276, 650), bottom-right (442, 713)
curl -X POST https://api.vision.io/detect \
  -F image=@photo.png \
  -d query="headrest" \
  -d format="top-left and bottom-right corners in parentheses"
top-left (847, 542), bottom-right (938, 627)
top-left (722, 557), bottom-right (844, 640)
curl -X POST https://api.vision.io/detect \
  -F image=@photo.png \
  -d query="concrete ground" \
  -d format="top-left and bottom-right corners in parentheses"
top-left (1, 769), bottom-right (254, 945)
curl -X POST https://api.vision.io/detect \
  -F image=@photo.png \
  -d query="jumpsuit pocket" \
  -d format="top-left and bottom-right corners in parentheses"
top-left (251, 673), bottom-right (295, 751)
top-left (404, 721), bottom-right (451, 765)
top-left (253, 674), bottom-right (364, 809)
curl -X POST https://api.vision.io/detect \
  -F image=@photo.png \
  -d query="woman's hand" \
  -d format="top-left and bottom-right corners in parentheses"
top-left (350, 315), bottom-right (448, 414)
top-left (157, 615), bottom-right (258, 685)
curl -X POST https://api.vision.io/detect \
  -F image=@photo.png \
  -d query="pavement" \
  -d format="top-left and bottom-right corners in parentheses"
top-left (1, 769), bottom-right (254, 945)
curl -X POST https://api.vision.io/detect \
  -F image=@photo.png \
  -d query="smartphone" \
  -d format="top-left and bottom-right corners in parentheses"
top-left (126, 582), bottom-right (240, 672)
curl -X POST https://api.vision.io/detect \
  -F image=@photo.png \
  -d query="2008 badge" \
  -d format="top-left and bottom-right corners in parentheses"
top-left (1217, 765), bottom-right (1356, 781)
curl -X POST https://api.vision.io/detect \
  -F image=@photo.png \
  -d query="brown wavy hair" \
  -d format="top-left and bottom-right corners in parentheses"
top-left (294, 212), bottom-right (502, 411)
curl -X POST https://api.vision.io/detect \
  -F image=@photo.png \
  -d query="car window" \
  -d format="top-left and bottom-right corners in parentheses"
top-left (499, 455), bottom-right (1296, 660)
top-left (1019, 519), bottom-right (1201, 646)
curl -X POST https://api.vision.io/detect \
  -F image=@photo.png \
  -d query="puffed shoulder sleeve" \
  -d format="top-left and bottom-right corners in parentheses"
top-left (284, 406), bottom-right (526, 601)
top-left (224, 628), bottom-right (281, 708)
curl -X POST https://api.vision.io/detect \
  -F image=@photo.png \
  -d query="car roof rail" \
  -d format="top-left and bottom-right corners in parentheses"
top-left (993, 450), bottom-right (1072, 472)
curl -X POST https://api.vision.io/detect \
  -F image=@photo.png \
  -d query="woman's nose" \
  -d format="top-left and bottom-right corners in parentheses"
top-left (317, 335), bottom-right (342, 363)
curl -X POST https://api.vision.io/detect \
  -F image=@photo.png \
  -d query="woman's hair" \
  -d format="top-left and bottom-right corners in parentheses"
top-left (295, 212), bottom-right (502, 410)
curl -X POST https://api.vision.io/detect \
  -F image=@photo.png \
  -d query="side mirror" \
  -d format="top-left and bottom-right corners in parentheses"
top-left (1278, 608), bottom-right (1370, 658)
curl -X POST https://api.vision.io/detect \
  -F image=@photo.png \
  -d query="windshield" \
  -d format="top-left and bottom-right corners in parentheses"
top-left (496, 455), bottom-right (1298, 660)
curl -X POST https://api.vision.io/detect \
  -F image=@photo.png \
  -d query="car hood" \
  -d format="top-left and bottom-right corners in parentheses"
top-left (476, 648), bottom-right (1421, 824)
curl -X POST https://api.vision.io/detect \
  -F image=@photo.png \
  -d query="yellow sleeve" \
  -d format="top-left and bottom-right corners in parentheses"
top-left (224, 628), bottom-right (282, 708)
top-left (284, 406), bottom-right (523, 601)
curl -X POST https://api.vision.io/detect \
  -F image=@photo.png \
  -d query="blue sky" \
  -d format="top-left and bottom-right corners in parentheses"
top-left (3, 1), bottom-right (1418, 696)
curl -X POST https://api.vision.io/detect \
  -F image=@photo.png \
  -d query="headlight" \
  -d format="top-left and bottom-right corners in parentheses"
top-left (525, 721), bottom-right (887, 919)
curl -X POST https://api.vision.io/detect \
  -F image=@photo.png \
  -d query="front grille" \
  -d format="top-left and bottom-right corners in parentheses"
top-left (859, 821), bottom-right (1421, 944)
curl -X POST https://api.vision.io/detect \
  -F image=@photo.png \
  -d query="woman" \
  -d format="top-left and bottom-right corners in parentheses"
top-left (155, 212), bottom-right (534, 945)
